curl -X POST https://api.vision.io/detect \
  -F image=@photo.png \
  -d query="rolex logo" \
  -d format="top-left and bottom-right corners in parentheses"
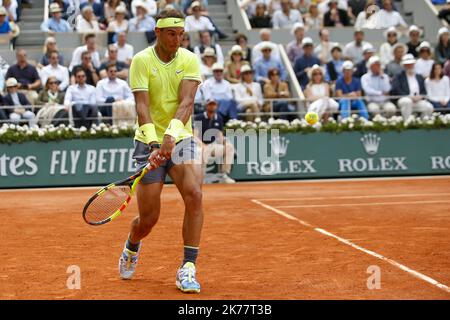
top-left (270, 136), bottom-right (289, 158)
top-left (360, 133), bottom-right (380, 155)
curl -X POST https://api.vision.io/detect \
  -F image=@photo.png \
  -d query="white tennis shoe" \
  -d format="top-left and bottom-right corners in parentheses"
top-left (119, 245), bottom-right (140, 280)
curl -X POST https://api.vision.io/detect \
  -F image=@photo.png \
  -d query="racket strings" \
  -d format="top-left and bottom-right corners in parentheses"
top-left (84, 185), bottom-right (130, 223)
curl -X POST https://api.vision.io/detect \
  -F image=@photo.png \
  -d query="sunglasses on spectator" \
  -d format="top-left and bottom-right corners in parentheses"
top-left (48, 81), bottom-right (58, 84)
top-left (77, 75), bottom-right (86, 78)
top-left (388, 33), bottom-right (397, 37)
top-left (271, 72), bottom-right (280, 76)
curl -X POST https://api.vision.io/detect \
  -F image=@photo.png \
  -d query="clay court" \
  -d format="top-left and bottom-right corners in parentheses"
top-left (1, 176), bottom-right (450, 300)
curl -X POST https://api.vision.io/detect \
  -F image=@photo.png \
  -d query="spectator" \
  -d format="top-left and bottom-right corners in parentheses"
top-left (5, 49), bottom-right (41, 105)
top-left (354, 0), bottom-right (378, 29)
top-left (0, 54), bottom-right (9, 91)
top-left (253, 42), bottom-right (287, 85)
top-left (294, 37), bottom-right (321, 89)
top-left (2, 77), bottom-right (34, 125)
top-left (107, 5), bottom-right (128, 34)
top-left (53, 0), bottom-right (69, 20)
top-left (38, 37), bottom-right (64, 68)
top-left (235, 33), bottom-right (252, 63)
top-left (348, 0), bottom-right (366, 18)
top-left (96, 62), bottom-right (134, 125)
top-left (181, 32), bottom-right (194, 52)
top-left (250, 3), bottom-right (272, 28)
top-left (70, 51), bottom-right (100, 86)
top-left (425, 62), bottom-right (450, 110)
top-left (379, 27), bottom-right (400, 68)
top-left (435, 27), bottom-right (450, 65)
top-left (36, 76), bottom-right (65, 106)
top-left (104, 0), bottom-right (127, 25)
top-left (268, 0), bottom-right (282, 15)
top-left (99, 44), bottom-right (129, 80)
top-left (303, 2), bottom-right (322, 29)
top-left (263, 67), bottom-right (294, 120)
top-left (376, 0), bottom-right (407, 29)
top-left (317, 0), bottom-right (348, 15)
top-left (305, 64), bottom-right (338, 122)
top-left (286, 22), bottom-right (305, 64)
top-left (225, 45), bottom-right (250, 84)
top-left (314, 28), bottom-right (332, 64)
top-left (76, 5), bottom-right (100, 32)
top-left (158, 0), bottom-right (182, 12)
top-left (64, 68), bottom-right (97, 128)
top-left (106, 32), bottom-right (133, 66)
top-left (194, 98), bottom-right (236, 184)
top-left (0, 6), bottom-right (12, 39)
top-left (200, 47), bottom-right (217, 80)
top-left (128, 0), bottom-right (156, 38)
top-left (252, 29), bottom-right (280, 64)
top-left (202, 63), bottom-right (238, 122)
top-left (80, 0), bottom-right (105, 23)
top-left (184, 1), bottom-right (214, 32)
top-left (354, 43), bottom-right (375, 78)
top-left (35, 76), bottom-right (67, 126)
top-left (272, 0), bottom-right (303, 29)
top-left (335, 60), bottom-right (369, 119)
top-left (69, 34), bottom-right (101, 72)
top-left (3, 0), bottom-right (17, 22)
top-left (343, 29), bottom-right (370, 63)
top-left (361, 56), bottom-right (396, 117)
top-left (385, 42), bottom-right (406, 79)
top-left (391, 54), bottom-right (433, 119)
top-left (131, 0), bottom-right (157, 17)
top-left (325, 43), bottom-right (344, 83)
top-left (234, 65), bottom-right (263, 122)
top-left (240, 0), bottom-right (259, 18)
top-left (324, 0), bottom-right (350, 27)
top-left (406, 25), bottom-right (423, 58)
top-left (40, 3), bottom-right (72, 34)
top-left (415, 41), bottom-right (434, 79)
top-left (40, 51), bottom-right (70, 91)
top-left (194, 30), bottom-right (224, 65)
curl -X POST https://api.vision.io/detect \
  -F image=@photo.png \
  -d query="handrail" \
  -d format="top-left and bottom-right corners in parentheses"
top-left (44, 0), bottom-right (49, 22)
top-left (278, 44), bottom-right (304, 101)
top-left (237, 0), bottom-right (252, 31)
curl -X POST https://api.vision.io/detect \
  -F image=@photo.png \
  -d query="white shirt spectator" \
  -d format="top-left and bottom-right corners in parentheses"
top-left (234, 81), bottom-right (263, 107)
top-left (425, 76), bottom-right (450, 104)
top-left (105, 43), bottom-right (134, 63)
top-left (406, 73), bottom-right (420, 96)
top-left (64, 83), bottom-right (96, 106)
top-left (252, 42), bottom-right (280, 64)
top-left (108, 20), bottom-right (129, 33)
top-left (95, 77), bottom-right (134, 103)
top-left (343, 40), bottom-right (370, 63)
top-left (379, 42), bottom-right (395, 68)
top-left (376, 9), bottom-right (407, 29)
top-left (272, 9), bottom-right (303, 29)
top-left (361, 71), bottom-right (392, 103)
top-left (69, 45), bottom-right (101, 71)
top-left (184, 15), bottom-right (215, 32)
top-left (1, 0), bottom-right (18, 21)
top-left (131, 0), bottom-right (157, 17)
top-left (415, 59), bottom-right (434, 79)
top-left (40, 64), bottom-right (70, 91)
top-left (76, 16), bottom-right (100, 32)
top-left (202, 77), bottom-right (234, 101)
top-left (194, 44), bottom-right (224, 66)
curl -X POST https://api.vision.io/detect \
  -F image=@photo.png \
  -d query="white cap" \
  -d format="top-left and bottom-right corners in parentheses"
top-left (229, 45), bottom-right (243, 55)
top-left (408, 25), bottom-right (422, 36)
top-left (191, 1), bottom-right (201, 8)
top-left (240, 65), bottom-right (252, 74)
top-left (301, 37), bottom-right (314, 47)
top-left (212, 63), bottom-right (224, 71)
top-left (362, 43), bottom-right (376, 53)
top-left (134, 0), bottom-right (147, 11)
top-left (416, 41), bottom-right (431, 52)
top-left (49, 3), bottom-right (61, 13)
top-left (330, 42), bottom-right (342, 52)
top-left (260, 41), bottom-right (274, 51)
top-left (115, 6), bottom-right (127, 14)
top-left (342, 60), bottom-right (354, 70)
top-left (367, 55), bottom-right (381, 68)
top-left (438, 27), bottom-right (449, 37)
top-left (384, 26), bottom-right (400, 40)
top-left (291, 22), bottom-right (305, 35)
top-left (6, 77), bottom-right (18, 87)
top-left (401, 53), bottom-right (416, 65)
top-left (202, 47), bottom-right (216, 57)
top-left (391, 42), bottom-right (407, 54)
top-left (307, 64), bottom-right (324, 79)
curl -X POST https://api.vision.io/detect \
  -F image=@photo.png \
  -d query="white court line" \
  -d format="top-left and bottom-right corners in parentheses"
top-left (251, 199), bottom-right (450, 295)
top-left (259, 193), bottom-right (450, 202)
top-left (277, 200), bottom-right (450, 209)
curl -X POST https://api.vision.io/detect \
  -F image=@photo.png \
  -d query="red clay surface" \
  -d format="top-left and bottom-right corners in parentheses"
top-left (1, 176), bottom-right (450, 299)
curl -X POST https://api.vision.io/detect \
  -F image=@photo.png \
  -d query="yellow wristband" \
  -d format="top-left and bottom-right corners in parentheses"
top-left (139, 123), bottom-right (158, 144)
top-left (164, 119), bottom-right (184, 140)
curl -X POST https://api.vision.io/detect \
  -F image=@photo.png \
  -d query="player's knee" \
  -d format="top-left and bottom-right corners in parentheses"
top-left (183, 187), bottom-right (203, 206)
top-left (139, 214), bottom-right (159, 232)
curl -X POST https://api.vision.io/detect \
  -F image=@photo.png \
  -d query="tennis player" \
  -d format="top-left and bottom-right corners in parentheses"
top-left (119, 8), bottom-right (204, 293)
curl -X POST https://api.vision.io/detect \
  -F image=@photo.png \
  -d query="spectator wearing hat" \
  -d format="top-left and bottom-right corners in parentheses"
top-left (0, 6), bottom-right (12, 37)
top-left (305, 64), bottom-right (339, 122)
top-left (435, 27), bottom-right (450, 65)
top-left (131, 0), bottom-right (157, 17)
top-left (286, 22), bottom-right (305, 64)
top-left (184, 1), bottom-right (214, 32)
top-left (303, 2), bottom-right (323, 29)
top-left (39, 37), bottom-right (64, 68)
top-left (415, 41), bottom-right (434, 79)
top-left (293, 37), bottom-right (321, 89)
top-left (107, 5), bottom-right (129, 38)
top-left (106, 32), bottom-right (134, 66)
top-left (324, 0), bottom-right (350, 27)
top-left (325, 43), bottom-right (344, 83)
top-left (80, 0), bottom-right (106, 22)
top-left (263, 67), bottom-right (294, 120)
top-left (250, 2), bottom-right (272, 28)
top-left (2, 0), bottom-right (17, 22)
top-left (253, 42), bottom-right (287, 85)
top-left (335, 60), bottom-right (369, 119)
top-left (5, 49), bottom-right (41, 105)
top-left (65, 68), bottom-right (98, 128)
top-left (40, 51), bottom-right (70, 91)
top-left (2, 77), bottom-right (34, 126)
top-left (194, 98), bottom-right (236, 184)
top-left (225, 45), bottom-right (250, 84)
top-left (354, 43), bottom-right (375, 78)
top-left (200, 47), bottom-right (217, 80)
top-left (391, 54), bottom-right (433, 119)
top-left (40, 3), bottom-right (72, 33)
top-left (235, 33), bottom-right (252, 63)
top-left (128, 1), bottom-right (156, 43)
top-left (76, 5), bottom-right (100, 32)
top-left (379, 27), bottom-right (401, 68)
top-left (104, 1), bottom-right (127, 25)
top-left (234, 65), bottom-right (263, 122)
top-left (385, 42), bottom-right (407, 79)
top-left (425, 62), bottom-right (450, 110)
top-left (252, 29), bottom-right (280, 64)
top-left (194, 31), bottom-right (224, 65)
top-left (202, 63), bottom-right (238, 122)
top-left (314, 28), bottom-right (333, 64)
top-left (343, 30), bottom-right (370, 64)
top-left (361, 56), bottom-right (396, 117)
top-left (69, 34), bottom-right (101, 72)
top-left (406, 25), bottom-right (423, 58)
top-left (376, 0), bottom-right (407, 29)
top-left (272, 0), bottom-right (303, 29)
top-left (98, 44), bottom-right (129, 80)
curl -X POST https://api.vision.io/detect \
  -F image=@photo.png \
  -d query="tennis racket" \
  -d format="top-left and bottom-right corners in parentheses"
top-left (82, 163), bottom-right (153, 226)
